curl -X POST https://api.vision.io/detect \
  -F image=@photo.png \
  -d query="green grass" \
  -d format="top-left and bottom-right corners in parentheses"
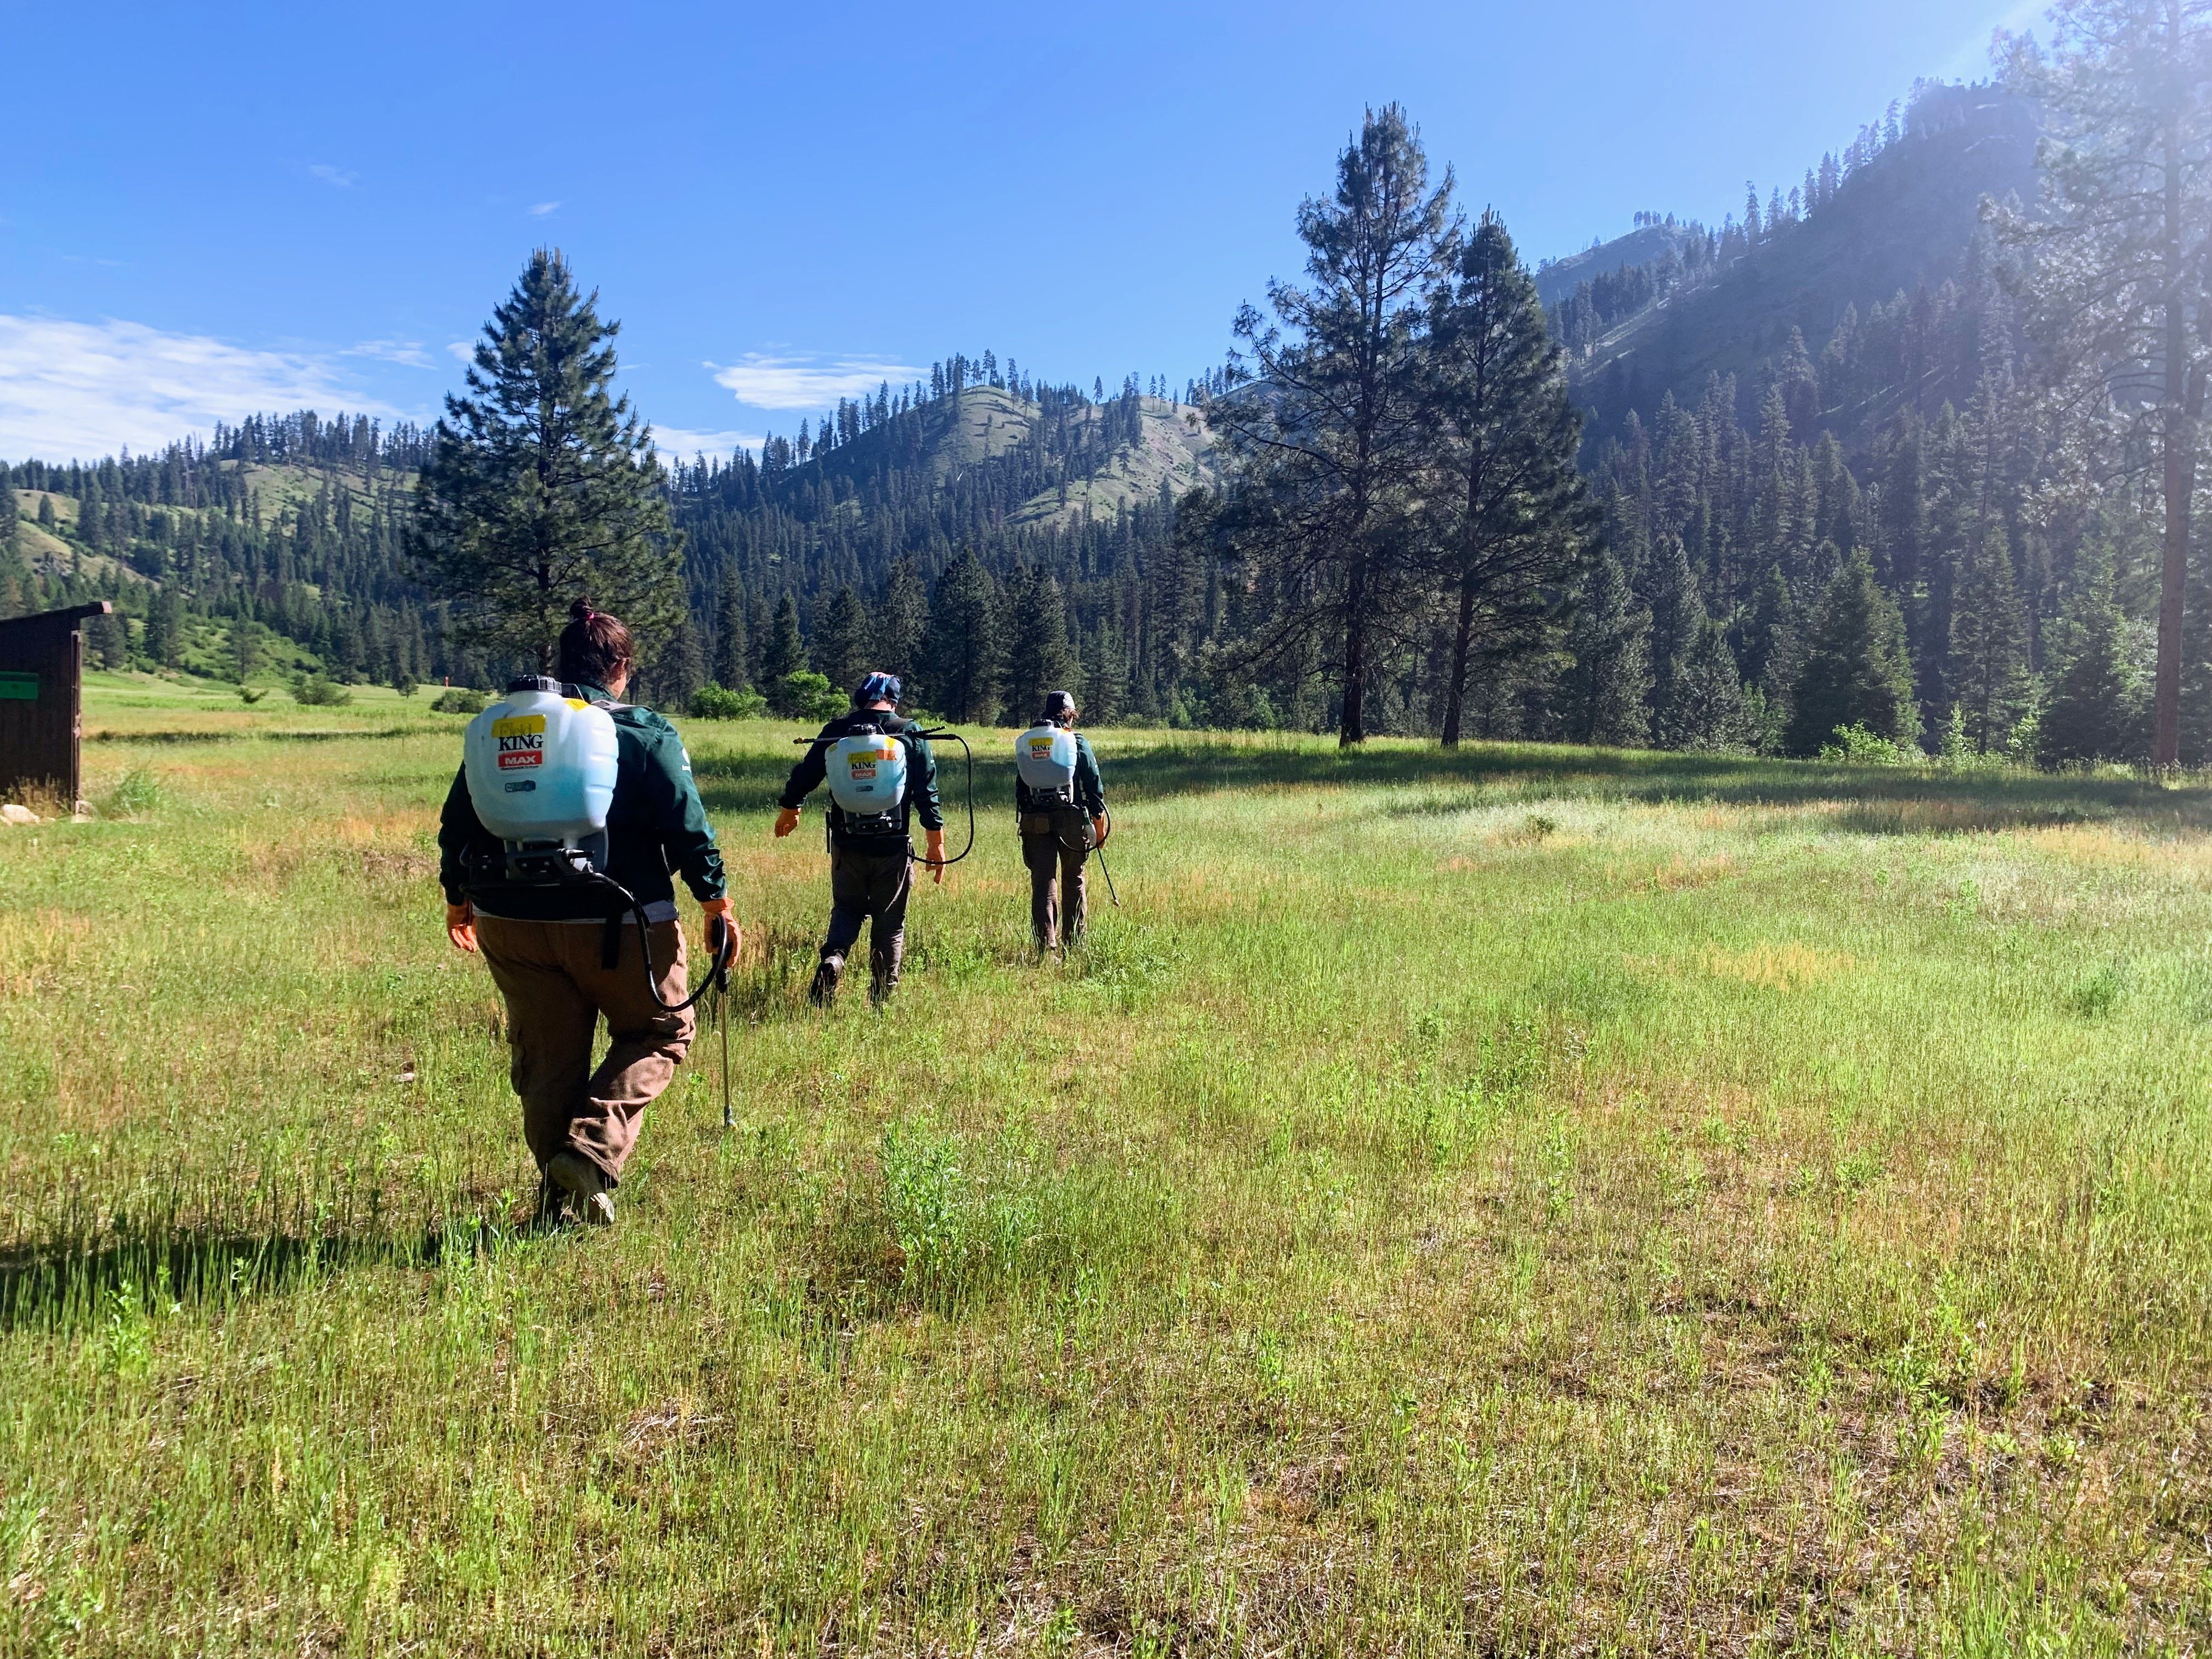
top-left (5, 685), bottom-right (2212, 1654)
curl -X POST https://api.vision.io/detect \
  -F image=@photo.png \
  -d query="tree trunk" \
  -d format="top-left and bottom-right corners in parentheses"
top-left (1441, 572), bottom-right (1476, 748)
top-left (1339, 546), bottom-right (1368, 747)
top-left (2153, 89), bottom-right (2193, 768)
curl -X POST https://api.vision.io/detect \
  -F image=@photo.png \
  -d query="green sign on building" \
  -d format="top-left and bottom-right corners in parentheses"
top-left (0, 673), bottom-right (36, 701)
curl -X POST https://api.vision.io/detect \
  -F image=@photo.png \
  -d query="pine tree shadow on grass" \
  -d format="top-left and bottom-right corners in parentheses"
top-left (0, 1206), bottom-right (534, 1335)
top-left (688, 731), bottom-right (2210, 837)
top-left (1089, 736), bottom-right (2212, 837)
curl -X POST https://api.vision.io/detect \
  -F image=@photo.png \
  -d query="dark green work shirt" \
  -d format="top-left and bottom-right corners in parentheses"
top-left (437, 682), bottom-right (726, 921)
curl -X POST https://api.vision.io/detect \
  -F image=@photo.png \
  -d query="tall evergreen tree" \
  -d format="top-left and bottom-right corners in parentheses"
top-left (921, 550), bottom-right (1003, 722)
top-left (713, 568), bottom-right (749, 689)
top-left (1001, 562), bottom-right (1079, 717)
top-left (814, 584), bottom-right (868, 695)
top-left (1643, 533), bottom-right (1705, 747)
top-left (1210, 104), bottom-right (1455, 745)
top-left (1786, 550), bottom-right (1921, 754)
top-left (1558, 548), bottom-right (1652, 746)
top-left (760, 590), bottom-right (807, 683)
top-left (2038, 546), bottom-right (2147, 763)
top-left (876, 560), bottom-right (930, 687)
top-left (1669, 616), bottom-right (1758, 751)
top-left (1080, 618), bottom-right (1132, 725)
top-left (1948, 520), bottom-right (2035, 751)
top-left (410, 250), bottom-right (681, 673)
top-left (1997, 0), bottom-right (2212, 764)
top-left (1423, 210), bottom-right (1591, 747)
top-left (651, 617), bottom-right (707, 706)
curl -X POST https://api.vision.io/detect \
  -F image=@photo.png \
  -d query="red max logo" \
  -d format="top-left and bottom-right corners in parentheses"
top-left (498, 750), bottom-right (544, 770)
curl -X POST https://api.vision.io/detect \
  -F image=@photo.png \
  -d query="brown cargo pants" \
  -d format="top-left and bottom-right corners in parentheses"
top-left (1020, 806), bottom-right (1093, 950)
top-left (475, 913), bottom-right (693, 1184)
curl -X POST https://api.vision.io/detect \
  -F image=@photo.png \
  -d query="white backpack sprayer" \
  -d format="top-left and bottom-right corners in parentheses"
top-left (462, 676), bottom-right (738, 1120)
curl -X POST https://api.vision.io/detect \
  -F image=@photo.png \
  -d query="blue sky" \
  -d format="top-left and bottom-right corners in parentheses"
top-left (2, 0), bottom-right (2042, 464)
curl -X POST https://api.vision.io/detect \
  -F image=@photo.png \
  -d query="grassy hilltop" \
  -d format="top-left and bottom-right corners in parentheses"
top-left (4, 685), bottom-right (2211, 1652)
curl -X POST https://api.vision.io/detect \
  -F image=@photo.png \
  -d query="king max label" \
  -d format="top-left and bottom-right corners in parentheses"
top-left (494, 714), bottom-right (547, 770)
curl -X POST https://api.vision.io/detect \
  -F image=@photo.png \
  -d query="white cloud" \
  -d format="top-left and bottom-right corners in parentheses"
top-left (345, 338), bottom-right (434, 368)
top-left (709, 353), bottom-right (918, 411)
top-left (0, 314), bottom-right (405, 464)
top-left (308, 163), bottom-right (357, 188)
top-left (649, 425), bottom-right (764, 463)
top-left (528, 201), bottom-right (562, 217)
top-left (446, 340), bottom-right (477, 364)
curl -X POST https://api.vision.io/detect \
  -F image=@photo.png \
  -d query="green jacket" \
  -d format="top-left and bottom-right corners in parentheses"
top-left (438, 682), bottom-right (726, 921)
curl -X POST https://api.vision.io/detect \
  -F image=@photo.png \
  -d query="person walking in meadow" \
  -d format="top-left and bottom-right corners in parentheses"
top-left (774, 671), bottom-right (945, 1007)
top-left (438, 602), bottom-right (735, 1226)
top-left (1014, 690), bottom-right (1108, 952)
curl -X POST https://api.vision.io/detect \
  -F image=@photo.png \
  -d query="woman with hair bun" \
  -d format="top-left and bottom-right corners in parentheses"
top-left (436, 599), bottom-right (735, 1226)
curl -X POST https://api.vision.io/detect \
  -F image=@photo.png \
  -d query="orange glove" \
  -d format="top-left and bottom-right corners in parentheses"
top-left (700, 895), bottom-right (739, 962)
top-left (773, 806), bottom-right (800, 838)
top-left (445, 900), bottom-right (478, 954)
top-left (925, 829), bottom-right (946, 884)
top-left (1091, 816), bottom-right (1109, 849)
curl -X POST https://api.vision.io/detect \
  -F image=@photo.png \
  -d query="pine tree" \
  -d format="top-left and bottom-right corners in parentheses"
top-left (760, 591), bottom-right (807, 684)
top-left (1558, 548), bottom-right (1651, 746)
top-left (1739, 564), bottom-right (1799, 714)
top-left (713, 568), bottom-right (749, 689)
top-left (876, 561), bottom-right (930, 688)
top-left (652, 617), bottom-right (707, 707)
top-left (411, 250), bottom-right (682, 673)
top-left (1000, 563), bottom-right (1079, 718)
top-left (2038, 548), bottom-right (2146, 764)
top-left (1997, 1), bottom-right (2212, 763)
top-left (1786, 550), bottom-right (1920, 755)
top-left (1080, 619), bottom-right (1132, 725)
top-left (1424, 209), bottom-right (1591, 747)
top-left (1668, 616), bottom-right (1758, 751)
top-left (813, 584), bottom-right (868, 696)
top-left (922, 551), bottom-right (1003, 723)
top-left (1948, 520), bottom-right (2034, 752)
top-left (1210, 104), bottom-right (1455, 745)
top-left (1643, 532), bottom-right (1703, 746)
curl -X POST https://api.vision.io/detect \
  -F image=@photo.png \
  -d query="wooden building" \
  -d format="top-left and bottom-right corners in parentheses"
top-left (0, 602), bottom-right (111, 807)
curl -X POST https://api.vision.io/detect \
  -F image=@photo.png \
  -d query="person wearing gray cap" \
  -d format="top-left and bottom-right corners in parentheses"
top-left (1012, 690), bottom-right (1107, 952)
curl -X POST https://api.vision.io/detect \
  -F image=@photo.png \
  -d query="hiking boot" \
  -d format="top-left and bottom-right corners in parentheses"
top-left (546, 1151), bottom-right (614, 1226)
top-left (809, 952), bottom-right (844, 1007)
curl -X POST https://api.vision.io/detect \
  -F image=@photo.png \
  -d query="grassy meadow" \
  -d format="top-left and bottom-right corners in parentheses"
top-left (5, 673), bottom-right (2212, 1654)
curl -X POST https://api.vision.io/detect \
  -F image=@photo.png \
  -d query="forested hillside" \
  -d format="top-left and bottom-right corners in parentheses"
top-left (3, 67), bottom-right (2200, 764)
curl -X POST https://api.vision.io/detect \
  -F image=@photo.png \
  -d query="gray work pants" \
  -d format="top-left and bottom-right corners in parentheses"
top-left (1020, 807), bottom-right (1092, 950)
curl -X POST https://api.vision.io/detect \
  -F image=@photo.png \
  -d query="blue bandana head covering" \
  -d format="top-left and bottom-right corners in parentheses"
top-left (854, 671), bottom-right (902, 707)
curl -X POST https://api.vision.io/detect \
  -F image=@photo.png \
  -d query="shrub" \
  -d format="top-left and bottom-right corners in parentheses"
top-left (99, 768), bottom-right (163, 819)
top-left (236, 685), bottom-right (267, 706)
top-left (771, 670), bottom-right (847, 722)
top-left (431, 687), bottom-right (488, 715)
top-left (291, 673), bottom-right (352, 708)
top-left (689, 682), bottom-right (768, 720)
top-left (1818, 723), bottom-right (1920, 766)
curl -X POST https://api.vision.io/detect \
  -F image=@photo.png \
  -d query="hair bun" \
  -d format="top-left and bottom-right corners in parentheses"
top-left (569, 598), bottom-right (595, 623)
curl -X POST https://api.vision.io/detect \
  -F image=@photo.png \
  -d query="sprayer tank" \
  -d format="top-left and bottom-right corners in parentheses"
top-left (462, 685), bottom-right (619, 843)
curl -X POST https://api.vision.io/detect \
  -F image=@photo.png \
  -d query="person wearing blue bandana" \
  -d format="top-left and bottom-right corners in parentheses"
top-left (774, 670), bottom-right (944, 1006)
